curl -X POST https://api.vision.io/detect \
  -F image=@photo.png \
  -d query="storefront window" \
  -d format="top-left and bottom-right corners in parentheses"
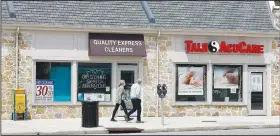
top-left (36, 62), bottom-right (72, 103)
top-left (175, 64), bottom-right (207, 102)
top-left (77, 63), bottom-right (112, 102)
top-left (212, 65), bottom-right (243, 102)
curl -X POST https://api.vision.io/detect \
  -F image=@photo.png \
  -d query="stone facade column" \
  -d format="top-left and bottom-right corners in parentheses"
top-left (271, 40), bottom-right (280, 116)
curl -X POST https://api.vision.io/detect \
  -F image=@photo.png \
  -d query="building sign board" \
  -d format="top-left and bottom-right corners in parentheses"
top-left (184, 40), bottom-right (264, 54)
top-left (88, 33), bottom-right (146, 57)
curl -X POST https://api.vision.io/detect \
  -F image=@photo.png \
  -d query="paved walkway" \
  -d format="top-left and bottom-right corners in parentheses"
top-left (2, 116), bottom-right (280, 135)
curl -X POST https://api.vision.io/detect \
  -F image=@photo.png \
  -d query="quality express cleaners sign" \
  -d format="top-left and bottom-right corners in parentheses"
top-left (184, 40), bottom-right (264, 54)
top-left (88, 33), bottom-right (146, 57)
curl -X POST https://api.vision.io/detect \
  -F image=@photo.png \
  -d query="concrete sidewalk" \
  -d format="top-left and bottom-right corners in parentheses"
top-left (1, 116), bottom-right (280, 135)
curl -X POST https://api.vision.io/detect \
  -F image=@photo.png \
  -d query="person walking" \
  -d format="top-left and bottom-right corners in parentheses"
top-left (111, 80), bottom-right (133, 122)
top-left (125, 79), bottom-right (144, 123)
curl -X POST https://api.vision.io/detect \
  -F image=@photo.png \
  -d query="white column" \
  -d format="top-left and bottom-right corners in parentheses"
top-left (72, 61), bottom-right (78, 104)
top-left (267, 64), bottom-right (272, 116)
top-left (32, 60), bottom-right (36, 105)
top-left (243, 64), bottom-right (248, 105)
top-left (207, 63), bottom-right (213, 103)
top-left (138, 59), bottom-right (144, 117)
top-left (112, 62), bottom-right (117, 104)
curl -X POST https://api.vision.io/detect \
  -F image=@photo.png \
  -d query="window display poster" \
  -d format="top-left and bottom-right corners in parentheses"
top-left (77, 64), bottom-right (111, 94)
top-left (230, 88), bottom-right (236, 93)
top-left (214, 67), bottom-right (239, 89)
top-left (36, 80), bottom-right (54, 102)
top-left (225, 97), bottom-right (229, 102)
top-left (251, 73), bottom-right (262, 92)
top-left (78, 93), bottom-right (84, 101)
top-left (177, 66), bottom-right (204, 95)
top-left (106, 86), bottom-right (110, 92)
top-left (84, 93), bottom-right (105, 101)
top-left (105, 94), bottom-right (111, 102)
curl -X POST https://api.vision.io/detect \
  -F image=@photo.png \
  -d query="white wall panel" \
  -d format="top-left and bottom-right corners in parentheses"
top-left (34, 31), bottom-right (75, 50)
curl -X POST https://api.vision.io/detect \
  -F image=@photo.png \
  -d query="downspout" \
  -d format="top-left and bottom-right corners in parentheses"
top-left (16, 26), bottom-right (19, 89)
top-left (140, 0), bottom-right (159, 116)
top-left (140, 1), bottom-right (156, 23)
top-left (6, 1), bottom-right (17, 18)
top-left (156, 30), bottom-right (160, 117)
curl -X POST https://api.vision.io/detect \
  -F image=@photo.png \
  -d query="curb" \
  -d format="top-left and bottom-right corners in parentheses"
top-left (142, 124), bottom-right (280, 133)
top-left (1, 132), bottom-right (39, 135)
top-left (2, 124), bottom-right (279, 135)
top-left (3, 130), bottom-right (109, 135)
top-left (39, 129), bottom-right (109, 135)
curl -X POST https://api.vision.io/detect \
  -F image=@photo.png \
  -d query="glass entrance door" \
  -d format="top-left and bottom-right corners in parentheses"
top-left (248, 68), bottom-right (267, 115)
top-left (117, 66), bottom-right (138, 117)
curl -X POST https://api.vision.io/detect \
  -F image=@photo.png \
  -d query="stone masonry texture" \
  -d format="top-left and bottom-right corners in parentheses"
top-left (1, 30), bottom-right (279, 119)
top-left (271, 40), bottom-right (280, 116)
top-left (271, 5), bottom-right (280, 116)
top-left (142, 36), bottom-right (248, 117)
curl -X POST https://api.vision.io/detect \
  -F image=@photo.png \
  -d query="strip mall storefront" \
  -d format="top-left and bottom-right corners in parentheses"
top-left (1, 29), bottom-right (279, 120)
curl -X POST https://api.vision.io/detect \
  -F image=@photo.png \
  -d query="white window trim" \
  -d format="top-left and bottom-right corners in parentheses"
top-left (74, 61), bottom-right (115, 106)
top-left (173, 63), bottom-right (247, 106)
top-left (32, 60), bottom-right (74, 106)
top-left (173, 63), bottom-right (209, 105)
top-left (210, 64), bottom-right (246, 105)
top-left (32, 58), bottom-right (142, 106)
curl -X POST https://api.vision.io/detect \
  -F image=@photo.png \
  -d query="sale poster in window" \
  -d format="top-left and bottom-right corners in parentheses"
top-left (36, 80), bottom-right (54, 102)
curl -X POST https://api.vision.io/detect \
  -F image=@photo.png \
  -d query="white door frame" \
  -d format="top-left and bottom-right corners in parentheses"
top-left (117, 65), bottom-right (139, 117)
top-left (248, 67), bottom-right (267, 116)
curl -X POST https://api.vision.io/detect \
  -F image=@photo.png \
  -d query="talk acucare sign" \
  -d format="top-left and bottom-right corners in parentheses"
top-left (184, 40), bottom-right (264, 54)
top-left (88, 33), bottom-right (146, 57)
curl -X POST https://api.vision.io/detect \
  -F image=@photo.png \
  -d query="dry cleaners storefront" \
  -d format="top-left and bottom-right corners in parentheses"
top-left (31, 32), bottom-right (146, 118)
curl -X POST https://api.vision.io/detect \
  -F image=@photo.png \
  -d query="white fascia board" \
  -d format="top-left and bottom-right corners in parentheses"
top-left (2, 24), bottom-right (279, 38)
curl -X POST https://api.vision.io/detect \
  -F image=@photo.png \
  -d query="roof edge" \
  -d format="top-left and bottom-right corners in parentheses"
top-left (2, 24), bottom-right (278, 38)
top-left (267, 1), bottom-right (280, 32)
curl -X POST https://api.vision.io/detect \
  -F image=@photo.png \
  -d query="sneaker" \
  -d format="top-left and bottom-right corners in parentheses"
top-left (110, 118), bottom-right (117, 122)
top-left (128, 117), bottom-right (134, 121)
top-left (124, 115), bottom-right (129, 122)
top-left (136, 121), bottom-right (144, 123)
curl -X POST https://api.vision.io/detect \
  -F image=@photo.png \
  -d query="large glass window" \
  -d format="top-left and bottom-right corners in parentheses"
top-left (77, 63), bottom-right (112, 102)
top-left (212, 65), bottom-right (243, 102)
top-left (175, 64), bottom-right (207, 102)
top-left (36, 62), bottom-right (72, 103)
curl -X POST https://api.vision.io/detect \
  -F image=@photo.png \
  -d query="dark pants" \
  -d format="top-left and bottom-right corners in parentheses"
top-left (127, 98), bottom-right (141, 121)
top-left (111, 100), bottom-right (128, 119)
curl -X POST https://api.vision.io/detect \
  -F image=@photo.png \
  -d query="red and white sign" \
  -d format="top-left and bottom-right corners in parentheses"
top-left (36, 80), bottom-right (54, 102)
top-left (184, 40), bottom-right (264, 54)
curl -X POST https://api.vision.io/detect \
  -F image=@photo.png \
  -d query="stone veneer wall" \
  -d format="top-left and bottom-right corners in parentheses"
top-left (271, 40), bottom-right (280, 116)
top-left (1, 30), bottom-right (115, 120)
top-left (2, 30), bottom-right (278, 119)
top-left (142, 36), bottom-right (248, 117)
top-left (271, 7), bottom-right (280, 116)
